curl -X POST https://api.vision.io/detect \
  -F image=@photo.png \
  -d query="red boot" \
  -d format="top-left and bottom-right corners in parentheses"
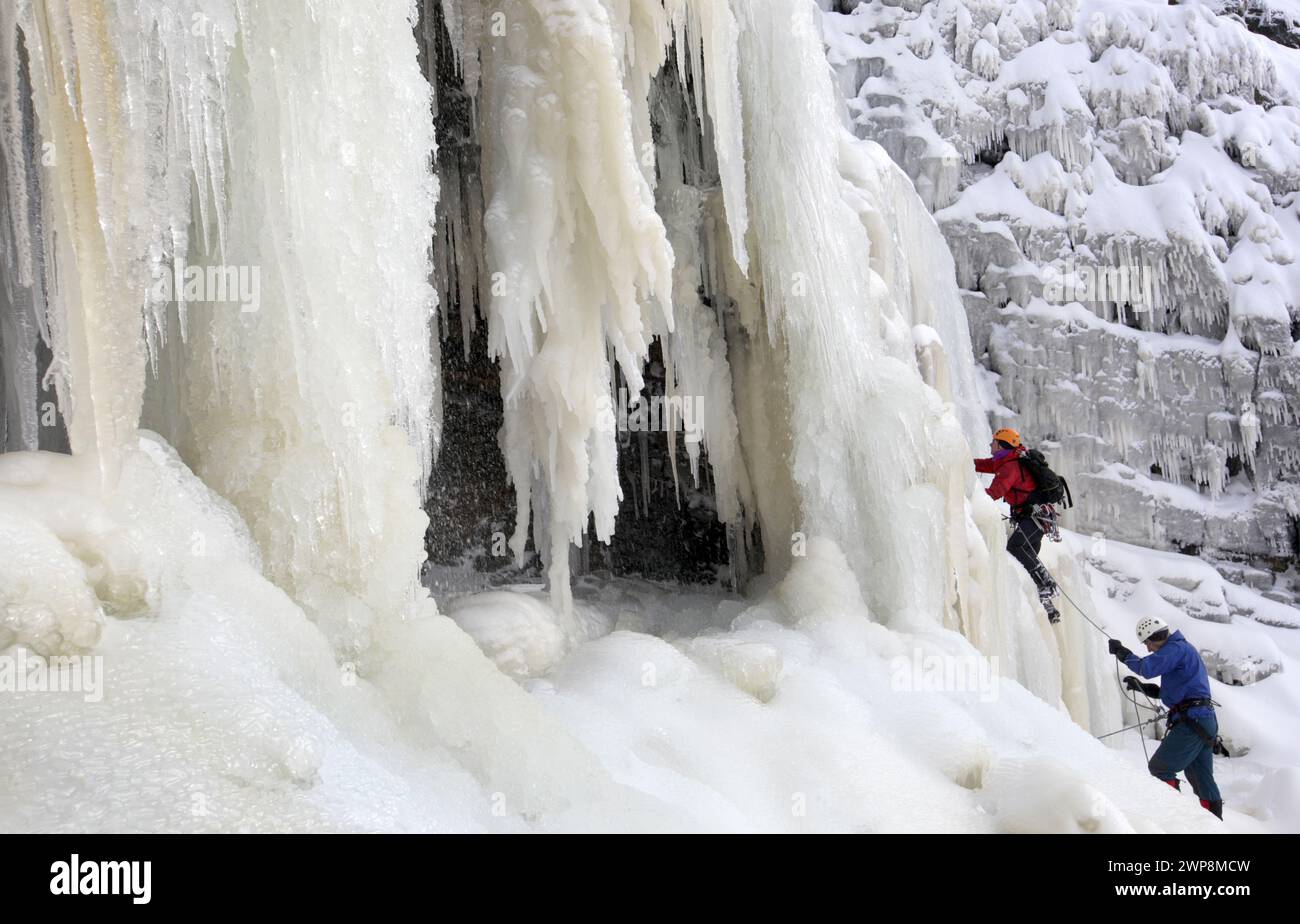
top-left (1200, 799), bottom-right (1224, 819)
top-left (1163, 778), bottom-right (1181, 791)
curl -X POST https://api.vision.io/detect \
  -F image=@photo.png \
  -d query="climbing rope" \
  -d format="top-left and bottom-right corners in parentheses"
top-left (1012, 532), bottom-right (1159, 757)
top-left (1057, 583), bottom-right (1110, 637)
top-left (1004, 520), bottom-right (1110, 636)
top-left (1097, 711), bottom-right (1166, 740)
top-left (1001, 514), bottom-right (1109, 636)
top-left (1114, 656), bottom-right (1154, 761)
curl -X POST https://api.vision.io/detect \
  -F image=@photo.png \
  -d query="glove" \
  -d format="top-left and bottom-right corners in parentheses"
top-left (1107, 638), bottom-right (1131, 658)
top-left (1122, 676), bottom-right (1159, 698)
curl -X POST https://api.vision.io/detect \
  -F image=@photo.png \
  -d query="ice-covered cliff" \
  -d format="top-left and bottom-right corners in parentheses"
top-left (0, 0), bottom-right (1287, 831)
top-left (824, 0), bottom-right (1300, 599)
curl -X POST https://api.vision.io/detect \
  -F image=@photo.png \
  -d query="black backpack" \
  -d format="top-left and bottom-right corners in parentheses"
top-left (1019, 449), bottom-right (1073, 509)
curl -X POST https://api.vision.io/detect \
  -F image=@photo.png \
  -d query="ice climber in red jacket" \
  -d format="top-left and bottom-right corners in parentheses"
top-left (974, 428), bottom-right (1060, 623)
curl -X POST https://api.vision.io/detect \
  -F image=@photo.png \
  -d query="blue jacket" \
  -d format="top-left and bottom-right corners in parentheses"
top-left (1124, 630), bottom-right (1214, 720)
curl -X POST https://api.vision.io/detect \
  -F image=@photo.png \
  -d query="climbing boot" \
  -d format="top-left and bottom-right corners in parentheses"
top-left (1042, 598), bottom-right (1061, 624)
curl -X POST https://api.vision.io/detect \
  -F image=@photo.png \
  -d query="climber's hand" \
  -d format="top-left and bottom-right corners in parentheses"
top-left (1121, 676), bottom-right (1159, 697)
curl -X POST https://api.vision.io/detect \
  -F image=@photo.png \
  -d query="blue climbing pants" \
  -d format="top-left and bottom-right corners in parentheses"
top-left (1148, 714), bottom-right (1221, 804)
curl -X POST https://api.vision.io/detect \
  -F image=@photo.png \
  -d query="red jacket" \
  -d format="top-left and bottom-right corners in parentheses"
top-left (975, 447), bottom-right (1036, 511)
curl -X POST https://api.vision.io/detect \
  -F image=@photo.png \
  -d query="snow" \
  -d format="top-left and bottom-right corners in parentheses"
top-left (0, 445), bottom-right (1239, 831)
top-left (1077, 529), bottom-right (1300, 830)
top-left (445, 587), bottom-right (611, 679)
top-left (0, 0), bottom-right (1295, 833)
top-left (0, 0), bottom-right (444, 665)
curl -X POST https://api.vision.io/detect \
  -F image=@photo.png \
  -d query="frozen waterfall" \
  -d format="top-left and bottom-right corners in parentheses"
top-left (0, 0), bottom-right (1259, 832)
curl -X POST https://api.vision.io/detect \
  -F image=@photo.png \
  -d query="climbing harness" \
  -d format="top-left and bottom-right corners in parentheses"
top-left (1001, 505), bottom-right (1060, 542)
top-left (1167, 698), bottom-right (1232, 757)
top-left (1032, 504), bottom-right (1061, 542)
top-left (1167, 697), bottom-right (1216, 721)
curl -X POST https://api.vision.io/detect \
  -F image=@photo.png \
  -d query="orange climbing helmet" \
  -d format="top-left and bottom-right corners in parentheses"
top-left (992, 428), bottom-right (1022, 448)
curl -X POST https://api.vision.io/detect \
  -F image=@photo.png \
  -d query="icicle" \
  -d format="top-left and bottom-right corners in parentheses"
top-left (5, 0), bottom-right (441, 657)
top-left (480, 0), bottom-right (675, 612)
top-left (666, 0), bottom-right (750, 274)
top-left (1240, 399), bottom-right (1260, 464)
top-left (0, 5), bottom-right (47, 451)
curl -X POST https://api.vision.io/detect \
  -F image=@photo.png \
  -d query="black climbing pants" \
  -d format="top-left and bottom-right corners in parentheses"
top-left (1007, 513), bottom-right (1051, 590)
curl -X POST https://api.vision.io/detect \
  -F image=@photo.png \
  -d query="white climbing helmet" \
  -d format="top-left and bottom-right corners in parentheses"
top-left (1135, 616), bottom-right (1169, 643)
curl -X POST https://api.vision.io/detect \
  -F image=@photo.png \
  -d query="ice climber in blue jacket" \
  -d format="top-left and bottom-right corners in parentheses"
top-left (1109, 616), bottom-right (1224, 820)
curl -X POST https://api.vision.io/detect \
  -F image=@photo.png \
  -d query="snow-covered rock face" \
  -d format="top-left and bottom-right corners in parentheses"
top-left (825, 0), bottom-right (1300, 584)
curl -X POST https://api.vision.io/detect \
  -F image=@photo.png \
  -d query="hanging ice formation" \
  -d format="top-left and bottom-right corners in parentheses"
top-left (0, 0), bottom-right (446, 662)
top-left (417, 0), bottom-right (1113, 725)
top-left (0, 0), bottom-right (1122, 759)
top-left (432, 0), bottom-right (1014, 637)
